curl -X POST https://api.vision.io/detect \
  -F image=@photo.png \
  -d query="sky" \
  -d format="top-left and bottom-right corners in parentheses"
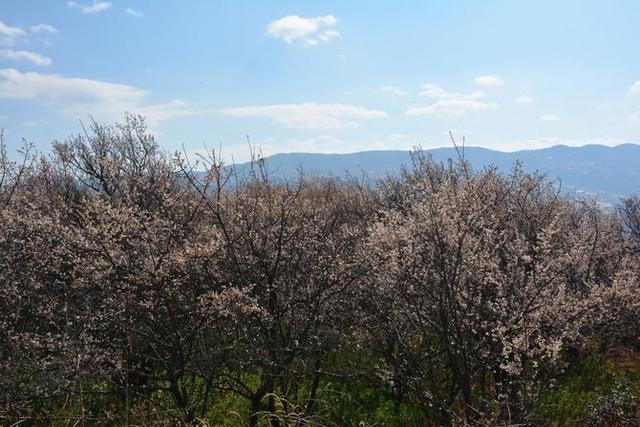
top-left (1, 0), bottom-right (640, 161)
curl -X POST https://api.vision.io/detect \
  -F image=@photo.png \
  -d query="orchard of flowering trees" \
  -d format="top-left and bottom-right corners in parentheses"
top-left (1, 116), bottom-right (639, 426)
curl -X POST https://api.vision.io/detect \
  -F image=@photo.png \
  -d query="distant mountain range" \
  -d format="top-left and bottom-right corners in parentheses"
top-left (234, 144), bottom-right (640, 205)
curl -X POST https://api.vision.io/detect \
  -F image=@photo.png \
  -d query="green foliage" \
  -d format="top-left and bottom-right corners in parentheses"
top-left (314, 380), bottom-right (426, 427)
top-left (533, 350), bottom-right (640, 426)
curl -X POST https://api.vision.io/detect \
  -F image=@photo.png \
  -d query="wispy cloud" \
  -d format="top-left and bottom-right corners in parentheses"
top-left (474, 75), bottom-right (504, 87)
top-left (515, 95), bottom-right (533, 104)
top-left (540, 114), bottom-right (560, 122)
top-left (124, 8), bottom-right (145, 18)
top-left (30, 24), bottom-right (59, 35)
top-left (418, 83), bottom-right (486, 99)
top-left (67, 1), bottom-right (112, 14)
top-left (0, 68), bottom-right (192, 126)
top-left (0, 70), bottom-right (387, 131)
top-left (628, 111), bottom-right (640, 123)
top-left (0, 20), bottom-right (26, 39)
top-left (0, 49), bottom-right (52, 66)
top-left (629, 80), bottom-right (640, 96)
top-left (407, 98), bottom-right (498, 116)
top-left (0, 20), bottom-right (26, 45)
top-left (407, 83), bottom-right (497, 116)
top-left (377, 85), bottom-right (408, 97)
top-left (221, 102), bottom-right (387, 130)
top-left (267, 15), bottom-right (340, 46)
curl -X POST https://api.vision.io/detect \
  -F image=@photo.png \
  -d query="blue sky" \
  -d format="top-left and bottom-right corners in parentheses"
top-left (1, 1), bottom-right (640, 160)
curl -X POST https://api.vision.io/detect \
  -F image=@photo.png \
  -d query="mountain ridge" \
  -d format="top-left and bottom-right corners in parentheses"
top-left (233, 143), bottom-right (640, 204)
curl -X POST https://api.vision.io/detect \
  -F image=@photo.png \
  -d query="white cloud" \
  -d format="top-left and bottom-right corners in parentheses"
top-left (0, 20), bottom-right (26, 46)
top-left (124, 8), bottom-right (145, 18)
top-left (0, 68), bottom-right (193, 126)
top-left (540, 114), bottom-right (560, 122)
top-left (515, 95), bottom-right (533, 104)
top-left (30, 24), bottom-right (58, 35)
top-left (221, 102), bottom-right (387, 130)
top-left (628, 111), bottom-right (640, 123)
top-left (267, 15), bottom-right (340, 46)
top-left (419, 83), bottom-right (485, 100)
top-left (474, 75), bottom-right (504, 87)
top-left (408, 83), bottom-right (497, 115)
top-left (377, 85), bottom-right (408, 97)
top-left (67, 1), bottom-right (112, 14)
top-left (0, 20), bottom-right (26, 39)
top-left (0, 49), bottom-right (52, 66)
top-left (419, 83), bottom-right (455, 98)
top-left (629, 81), bottom-right (640, 96)
top-left (0, 68), bottom-right (145, 102)
top-left (407, 99), bottom-right (498, 116)
top-left (0, 70), bottom-right (388, 132)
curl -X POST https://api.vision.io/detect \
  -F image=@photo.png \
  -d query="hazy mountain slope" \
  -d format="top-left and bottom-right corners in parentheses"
top-left (233, 144), bottom-right (640, 204)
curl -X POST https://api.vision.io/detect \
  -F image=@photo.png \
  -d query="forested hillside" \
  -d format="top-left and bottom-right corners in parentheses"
top-left (1, 117), bottom-right (639, 426)
top-left (238, 144), bottom-right (640, 205)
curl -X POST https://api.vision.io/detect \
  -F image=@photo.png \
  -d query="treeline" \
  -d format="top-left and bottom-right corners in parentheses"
top-left (1, 116), bottom-right (639, 426)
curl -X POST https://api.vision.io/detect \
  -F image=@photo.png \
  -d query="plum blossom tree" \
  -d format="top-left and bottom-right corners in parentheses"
top-left (361, 154), bottom-right (633, 425)
top-left (180, 151), bottom-right (374, 426)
